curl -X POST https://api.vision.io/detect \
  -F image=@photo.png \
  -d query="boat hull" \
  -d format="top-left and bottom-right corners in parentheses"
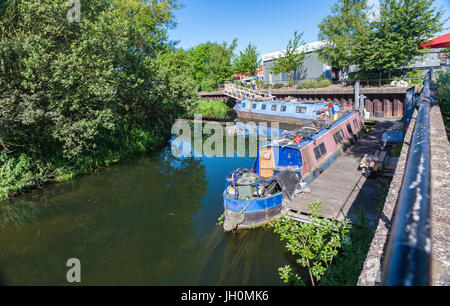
top-left (223, 192), bottom-right (283, 230)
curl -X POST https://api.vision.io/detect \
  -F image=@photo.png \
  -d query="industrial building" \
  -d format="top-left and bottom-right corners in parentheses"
top-left (262, 40), bottom-right (447, 85)
top-left (262, 41), bottom-right (332, 85)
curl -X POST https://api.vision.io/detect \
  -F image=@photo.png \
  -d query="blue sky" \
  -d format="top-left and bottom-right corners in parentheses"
top-left (169, 0), bottom-right (450, 56)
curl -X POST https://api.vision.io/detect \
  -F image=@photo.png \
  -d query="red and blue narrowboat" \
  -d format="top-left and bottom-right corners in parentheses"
top-left (222, 105), bottom-right (364, 231)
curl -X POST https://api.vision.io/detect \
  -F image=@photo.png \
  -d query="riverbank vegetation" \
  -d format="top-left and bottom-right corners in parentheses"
top-left (271, 202), bottom-right (351, 286)
top-left (194, 100), bottom-right (236, 120)
top-left (436, 70), bottom-right (450, 127)
top-left (0, 0), bottom-right (199, 201)
top-left (272, 180), bottom-right (391, 286)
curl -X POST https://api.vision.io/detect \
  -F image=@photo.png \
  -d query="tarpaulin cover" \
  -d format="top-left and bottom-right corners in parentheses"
top-left (271, 171), bottom-right (302, 201)
top-left (382, 131), bottom-right (404, 143)
top-left (418, 33), bottom-right (450, 49)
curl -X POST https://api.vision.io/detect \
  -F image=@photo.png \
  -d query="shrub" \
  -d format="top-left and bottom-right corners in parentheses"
top-left (200, 81), bottom-right (215, 92)
top-left (296, 78), bottom-right (331, 89)
top-left (0, 1), bottom-right (199, 201)
top-left (406, 70), bottom-right (423, 78)
top-left (273, 83), bottom-right (284, 89)
top-left (436, 71), bottom-right (450, 127)
top-left (195, 100), bottom-right (234, 119)
top-left (271, 201), bottom-right (350, 286)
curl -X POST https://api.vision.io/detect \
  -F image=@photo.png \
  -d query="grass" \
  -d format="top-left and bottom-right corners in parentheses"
top-left (195, 99), bottom-right (235, 120)
top-left (297, 78), bottom-right (332, 89)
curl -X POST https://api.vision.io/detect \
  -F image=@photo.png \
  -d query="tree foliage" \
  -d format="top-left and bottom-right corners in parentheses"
top-left (270, 31), bottom-right (307, 82)
top-left (0, 0), bottom-right (198, 200)
top-left (271, 202), bottom-right (350, 286)
top-left (318, 0), bottom-right (370, 69)
top-left (187, 40), bottom-right (237, 91)
top-left (318, 0), bottom-right (446, 72)
top-left (233, 43), bottom-right (261, 77)
top-left (352, 0), bottom-right (446, 72)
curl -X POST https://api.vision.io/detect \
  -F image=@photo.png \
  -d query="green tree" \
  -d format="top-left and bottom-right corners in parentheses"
top-left (0, 0), bottom-right (198, 200)
top-left (352, 0), bottom-right (446, 72)
top-left (270, 31), bottom-right (306, 84)
top-left (317, 0), bottom-right (370, 75)
top-left (271, 202), bottom-right (350, 286)
top-left (187, 40), bottom-right (237, 91)
top-left (233, 43), bottom-right (261, 77)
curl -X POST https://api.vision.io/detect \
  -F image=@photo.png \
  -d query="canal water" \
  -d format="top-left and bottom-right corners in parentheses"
top-left (0, 129), bottom-right (295, 285)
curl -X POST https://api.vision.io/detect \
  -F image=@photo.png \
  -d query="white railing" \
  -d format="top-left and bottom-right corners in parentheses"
top-left (218, 83), bottom-right (275, 101)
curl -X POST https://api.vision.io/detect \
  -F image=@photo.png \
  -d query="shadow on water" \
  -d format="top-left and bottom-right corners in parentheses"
top-left (191, 226), bottom-right (290, 286)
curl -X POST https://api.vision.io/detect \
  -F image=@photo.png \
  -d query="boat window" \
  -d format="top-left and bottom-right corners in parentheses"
top-left (261, 104), bottom-right (266, 110)
top-left (280, 105), bottom-right (287, 112)
top-left (296, 106), bottom-right (307, 114)
top-left (271, 105), bottom-right (277, 111)
top-left (333, 130), bottom-right (345, 144)
top-left (241, 103), bottom-right (246, 108)
top-left (347, 123), bottom-right (353, 135)
top-left (314, 143), bottom-right (327, 160)
top-left (252, 104), bottom-right (257, 109)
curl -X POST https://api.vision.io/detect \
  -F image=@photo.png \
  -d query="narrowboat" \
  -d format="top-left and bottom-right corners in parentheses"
top-left (235, 100), bottom-right (342, 125)
top-left (222, 109), bottom-right (364, 231)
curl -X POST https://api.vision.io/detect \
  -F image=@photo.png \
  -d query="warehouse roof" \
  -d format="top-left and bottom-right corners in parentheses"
top-left (261, 40), bottom-right (329, 62)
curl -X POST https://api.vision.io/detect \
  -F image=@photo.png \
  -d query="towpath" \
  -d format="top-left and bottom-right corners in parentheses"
top-left (283, 119), bottom-right (397, 227)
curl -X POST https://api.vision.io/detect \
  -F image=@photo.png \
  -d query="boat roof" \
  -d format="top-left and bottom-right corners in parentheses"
top-left (240, 100), bottom-right (334, 108)
top-left (265, 111), bottom-right (357, 150)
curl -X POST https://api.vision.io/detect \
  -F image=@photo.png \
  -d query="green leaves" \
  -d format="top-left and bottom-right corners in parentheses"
top-left (271, 201), bottom-right (350, 286)
top-left (0, 0), bottom-right (198, 200)
top-left (270, 31), bottom-right (306, 81)
top-left (233, 43), bottom-right (261, 77)
top-left (318, 0), bottom-right (370, 69)
top-left (187, 40), bottom-right (236, 90)
top-left (319, 0), bottom-right (445, 72)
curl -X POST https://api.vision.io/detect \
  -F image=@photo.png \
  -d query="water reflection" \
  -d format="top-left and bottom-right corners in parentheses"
top-left (0, 134), bottom-right (290, 285)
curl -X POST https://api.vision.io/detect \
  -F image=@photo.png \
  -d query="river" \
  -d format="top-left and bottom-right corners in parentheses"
top-left (0, 127), bottom-right (295, 285)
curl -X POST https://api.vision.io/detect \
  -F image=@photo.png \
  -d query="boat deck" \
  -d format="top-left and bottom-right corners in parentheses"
top-left (283, 119), bottom-right (398, 226)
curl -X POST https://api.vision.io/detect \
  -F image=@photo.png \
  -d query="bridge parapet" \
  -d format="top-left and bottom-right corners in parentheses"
top-left (358, 71), bottom-right (450, 286)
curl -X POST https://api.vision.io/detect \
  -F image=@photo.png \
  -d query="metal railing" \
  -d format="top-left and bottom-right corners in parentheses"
top-left (219, 83), bottom-right (274, 101)
top-left (381, 70), bottom-right (434, 286)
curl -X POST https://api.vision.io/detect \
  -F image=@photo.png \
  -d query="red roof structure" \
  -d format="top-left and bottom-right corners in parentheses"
top-left (419, 33), bottom-right (450, 49)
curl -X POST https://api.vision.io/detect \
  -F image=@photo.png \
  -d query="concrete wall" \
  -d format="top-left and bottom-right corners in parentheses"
top-left (263, 52), bottom-right (331, 85)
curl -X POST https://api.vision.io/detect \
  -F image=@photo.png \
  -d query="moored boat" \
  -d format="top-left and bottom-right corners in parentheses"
top-left (222, 109), bottom-right (364, 231)
top-left (235, 100), bottom-right (341, 125)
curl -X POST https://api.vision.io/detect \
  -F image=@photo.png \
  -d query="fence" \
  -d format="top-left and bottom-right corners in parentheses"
top-left (381, 70), bottom-right (434, 285)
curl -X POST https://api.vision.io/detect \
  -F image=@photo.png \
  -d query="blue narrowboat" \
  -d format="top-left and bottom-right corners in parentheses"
top-left (235, 100), bottom-right (341, 125)
top-left (222, 105), bottom-right (364, 231)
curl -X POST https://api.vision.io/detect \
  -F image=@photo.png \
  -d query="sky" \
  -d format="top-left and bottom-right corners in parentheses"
top-left (169, 0), bottom-right (450, 56)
